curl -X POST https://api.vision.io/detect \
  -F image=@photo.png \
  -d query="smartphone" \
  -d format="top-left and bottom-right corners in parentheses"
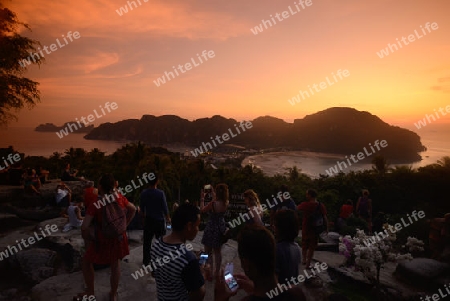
top-left (224, 272), bottom-right (239, 292)
top-left (166, 224), bottom-right (172, 230)
top-left (199, 253), bottom-right (208, 265)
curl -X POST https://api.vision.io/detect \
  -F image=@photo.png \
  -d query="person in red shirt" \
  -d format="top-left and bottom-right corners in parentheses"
top-left (83, 181), bottom-right (98, 210)
top-left (77, 174), bottom-right (136, 301)
top-left (336, 199), bottom-right (354, 233)
top-left (339, 199), bottom-right (353, 219)
top-left (297, 189), bottom-right (328, 268)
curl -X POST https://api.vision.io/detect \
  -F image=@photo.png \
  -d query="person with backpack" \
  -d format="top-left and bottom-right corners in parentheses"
top-left (77, 174), bottom-right (136, 301)
top-left (356, 189), bottom-right (372, 234)
top-left (297, 189), bottom-right (328, 269)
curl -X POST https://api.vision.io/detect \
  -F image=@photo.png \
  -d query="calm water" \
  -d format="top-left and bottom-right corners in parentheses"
top-left (243, 124), bottom-right (450, 177)
top-left (1, 125), bottom-right (449, 177)
top-left (0, 127), bottom-right (127, 156)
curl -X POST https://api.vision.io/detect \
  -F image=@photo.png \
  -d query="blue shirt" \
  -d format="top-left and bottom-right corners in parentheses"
top-left (276, 241), bottom-right (301, 284)
top-left (140, 188), bottom-right (168, 221)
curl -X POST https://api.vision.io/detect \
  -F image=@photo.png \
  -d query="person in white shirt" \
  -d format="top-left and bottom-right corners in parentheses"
top-left (55, 182), bottom-right (71, 217)
top-left (63, 199), bottom-right (84, 232)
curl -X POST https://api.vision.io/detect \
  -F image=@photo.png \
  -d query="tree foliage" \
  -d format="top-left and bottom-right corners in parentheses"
top-left (0, 4), bottom-right (43, 126)
top-left (16, 142), bottom-right (450, 246)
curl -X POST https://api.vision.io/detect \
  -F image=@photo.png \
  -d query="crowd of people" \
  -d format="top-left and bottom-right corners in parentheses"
top-left (63, 169), bottom-right (371, 301)
top-left (139, 181), bottom-right (336, 301)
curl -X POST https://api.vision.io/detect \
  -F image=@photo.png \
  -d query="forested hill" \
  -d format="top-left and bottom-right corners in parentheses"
top-left (35, 122), bottom-right (94, 133)
top-left (84, 107), bottom-right (426, 163)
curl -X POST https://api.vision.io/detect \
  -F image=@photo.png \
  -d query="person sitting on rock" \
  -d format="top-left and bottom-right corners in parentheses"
top-left (61, 163), bottom-right (84, 181)
top-left (24, 168), bottom-right (41, 195)
top-left (36, 165), bottom-right (50, 184)
top-left (63, 198), bottom-right (84, 232)
top-left (55, 182), bottom-right (71, 214)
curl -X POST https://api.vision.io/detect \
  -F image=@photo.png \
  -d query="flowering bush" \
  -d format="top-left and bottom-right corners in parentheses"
top-left (404, 236), bottom-right (425, 253)
top-left (339, 226), bottom-right (420, 288)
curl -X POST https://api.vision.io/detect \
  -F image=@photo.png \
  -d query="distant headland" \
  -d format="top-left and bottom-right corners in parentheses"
top-left (35, 122), bottom-right (94, 133)
top-left (84, 107), bottom-right (426, 163)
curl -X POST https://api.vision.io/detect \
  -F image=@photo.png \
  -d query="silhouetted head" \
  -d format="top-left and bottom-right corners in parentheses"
top-left (98, 173), bottom-right (115, 195)
top-left (215, 183), bottom-right (229, 205)
top-left (306, 189), bottom-right (318, 200)
top-left (238, 225), bottom-right (276, 280)
top-left (244, 189), bottom-right (260, 207)
top-left (274, 209), bottom-right (300, 242)
top-left (172, 203), bottom-right (201, 240)
top-left (148, 172), bottom-right (158, 186)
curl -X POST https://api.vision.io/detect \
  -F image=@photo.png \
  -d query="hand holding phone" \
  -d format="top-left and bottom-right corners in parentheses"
top-left (199, 252), bottom-right (209, 265)
top-left (224, 262), bottom-right (234, 275)
top-left (224, 272), bottom-right (239, 292)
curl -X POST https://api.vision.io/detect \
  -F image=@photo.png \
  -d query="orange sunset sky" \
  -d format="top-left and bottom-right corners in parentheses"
top-left (4, 0), bottom-right (450, 128)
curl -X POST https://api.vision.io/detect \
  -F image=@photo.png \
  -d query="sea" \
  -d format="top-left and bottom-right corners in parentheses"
top-left (1, 125), bottom-right (449, 177)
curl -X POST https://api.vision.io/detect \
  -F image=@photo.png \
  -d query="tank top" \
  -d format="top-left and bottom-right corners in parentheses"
top-left (68, 204), bottom-right (83, 227)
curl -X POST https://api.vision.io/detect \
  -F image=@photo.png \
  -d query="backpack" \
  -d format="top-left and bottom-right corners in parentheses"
top-left (101, 196), bottom-right (127, 239)
top-left (309, 202), bottom-right (325, 236)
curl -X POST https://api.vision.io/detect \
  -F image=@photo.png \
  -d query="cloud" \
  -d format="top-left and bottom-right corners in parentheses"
top-left (9, 0), bottom-right (251, 40)
top-left (438, 77), bottom-right (450, 82)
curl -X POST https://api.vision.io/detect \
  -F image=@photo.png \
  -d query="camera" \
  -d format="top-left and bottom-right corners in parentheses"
top-left (204, 184), bottom-right (213, 202)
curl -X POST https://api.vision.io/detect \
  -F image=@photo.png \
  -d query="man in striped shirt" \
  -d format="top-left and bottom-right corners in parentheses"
top-left (152, 203), bottom-right (205, 301)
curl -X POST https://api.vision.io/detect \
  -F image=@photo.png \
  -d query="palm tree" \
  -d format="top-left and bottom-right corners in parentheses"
top-left (371, 155), bottom-right (389, 174)
top-left (437, 156), bottom-right (450, 169)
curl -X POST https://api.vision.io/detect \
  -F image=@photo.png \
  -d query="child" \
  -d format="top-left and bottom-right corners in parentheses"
top-left (63, 199), bottom-right (84, 232)
top-left (274, 209), bottom-right (301, 284)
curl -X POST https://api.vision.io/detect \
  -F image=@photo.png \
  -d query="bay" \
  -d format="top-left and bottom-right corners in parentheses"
top-left (242, 124), bottom-right (450, 177)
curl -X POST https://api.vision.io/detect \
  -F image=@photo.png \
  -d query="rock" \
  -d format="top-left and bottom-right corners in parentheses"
top-left (0, 213), bottom-right (35, 235)
top-left (31, 248), bottom-right (151, 301)
top-left (304, 276), bottom-right (324, 288)
top-left (36, 218), bottom-right (85, 272)
top-left (10, 248), bottom-right (57, 284)
top-left (316, 243), bottom-right (339, 252)
top-left (6, 205), bottom-right (60, 222)
top-left (394, 258), bottom-right (450, 287)
top-left (321, 232), bottom-right (340, 244)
